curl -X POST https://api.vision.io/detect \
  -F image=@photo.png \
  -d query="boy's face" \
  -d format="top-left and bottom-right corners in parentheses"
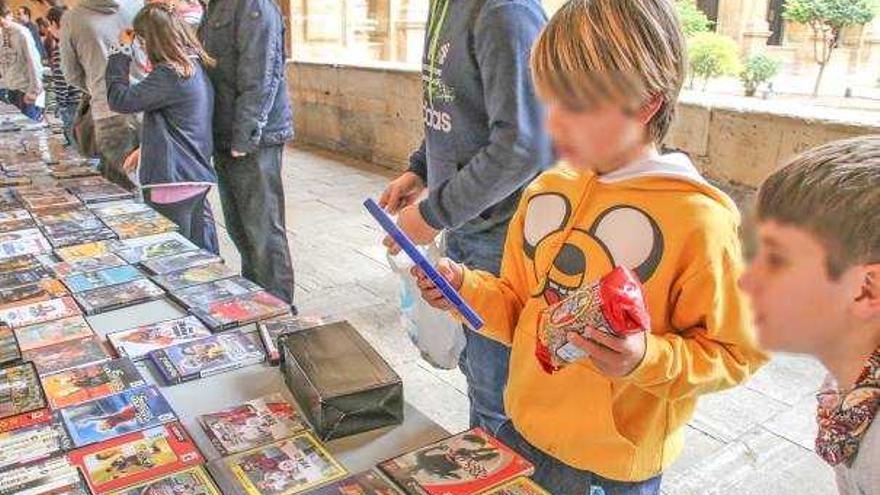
top-left (739, 221), bottom-right (860, 354)
top-left (543, 98), bottom-right (648, 174)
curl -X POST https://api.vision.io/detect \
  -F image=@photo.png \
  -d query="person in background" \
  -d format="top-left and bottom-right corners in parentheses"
top-left (380, 0), bottom-right (552, 436)
top-left (106, 2), bottom-right (218, 253)
top-left (199, 0), bottom-right (296, 307)
top-left (60, 0), bottom-right (145, 188)
top-left (740, 136), bottom-right (879, 495)
top-left (46, 6), bottom-right (80, 146)
top-left (0, 0), bottom-right (45, 121)
top-left (16, 5), bottom-right (45, 59)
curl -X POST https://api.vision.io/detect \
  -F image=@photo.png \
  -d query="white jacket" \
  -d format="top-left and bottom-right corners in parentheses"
top-left (0, 21), bottom-right (44, 106)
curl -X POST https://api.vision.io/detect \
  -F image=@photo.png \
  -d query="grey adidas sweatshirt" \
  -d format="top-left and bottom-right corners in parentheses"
top-left (409, 0), bottom-right (552, 235)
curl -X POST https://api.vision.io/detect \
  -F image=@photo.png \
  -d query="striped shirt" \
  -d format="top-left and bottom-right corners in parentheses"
top-left (48, 35), bottom-right (80, 108)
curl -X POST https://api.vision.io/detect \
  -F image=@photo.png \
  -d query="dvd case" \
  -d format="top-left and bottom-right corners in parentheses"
top-left (0, 324), bottom-right (20, 365)
top-left (171, 276), bottom-right (261, 310)
top-left (73, 278), bottom-right (165, 315)
top-left (198, 393), bottom-right (309, 456)
top-left (258, 315), bottom-right (334, 366)
top-left (60, 385), bottom-right (177, 447)
top-left (41, 357), bottom-right (146, 410)
top-left (106, 316), bottom-right (211, 361)
top-left (0, 454), bottom-right (83, 495)
top-left (113, 233), bottom-right (198, 265)
top-left (0, 413), bottom-right (73, 472)
top-left (22, 334), bottom-right (110, 376)
top-left (0, 278), bottom-right (69, 310)
top-left (0, 361), bottom-right (47, 420)
top-left (45, 253), bottom-right (127, 279)
top-left (307, 471), bottom-right (404, 495)
top-left (151, 262), bottom-right (237, 292)
top-left (12, 315), bottom-right (93, 352)
top-left (55, 240), bottom-right (119, 262)
top-left (0, 296), bottom-right (81, 328)
top-left (106, 465), bottom-right (220, 495)
top-left (191, 291), bottom-right (290, 332)
top-left (149, 331), bottom-right (265, 385)
top-left (105, 210), bottom-right (179, 239)
top-left (140, 249), bottom-right (223, 275)
top-left (62, 265), bottom-right (144, 293)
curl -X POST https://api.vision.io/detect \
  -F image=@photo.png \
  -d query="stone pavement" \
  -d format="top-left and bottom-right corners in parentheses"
top-left (209, 145), bottom-right (835, 495)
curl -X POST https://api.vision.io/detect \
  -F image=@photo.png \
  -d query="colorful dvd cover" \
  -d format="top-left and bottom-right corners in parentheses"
top-left (0, 217), bottom-right (35, 233)
top-left (55, 240), bottom-right (118, 262)
top-left (22, 335), bottom-right (110, 376)
top-left (12, 315), bottom-right (93, 352)
top-left (0, 264), bottom-right (53, 290)
top-left (0, 234), bottom-right (52, 260)
top-left (0, 279), bottom-right (69, 310)
top-left (45, 253), bottom-right (127, 279)
top-left (60, 385), bottom-right (177, 448)
top-left (106, 465), bottom-right (221, 495)
top-left (377, 428), bottom-right (535, 495)
top-left (105, 211), bottom-right (179, 239)
top-left (140, 250), bottom-right (223, 275)
top-left (149, 331), bottom-right (265, 385)
top-left (69, 422), bottom-right (203, 494)
top-left (0, 324), bottom-right (20, 365)
top-left (0, 296), bottom-right (81, 328)
top-left (191, 291), bottom-right (291, 332)
top-left (478, 477), bottom-right (551, 495)
top-left (46, 227), bottom-right (117, 249)
top-left (66, 182), bottom-right (134, 204)
top-left (307, 471), bottom-right (404, 495)
top-left (73, 278), bottom-right (165, 315)
top-left (0, 253), bottom-right (43, 274)
top-left (0, 413), bottom-right (73, 472)
top-left (62, 265), bottom-right (144, 293)
top-left (0, 227), bottom-right (43, 244)
top-left (114, 233), bottom-right (198, 265)
top-left (216, 432), bottom-right (348, 495)
top-left (198, 393), bottom-right (309, 456)
top-left (89, 201), bottom-right (152, 219)
top-left (0, 361), bottom-right (46, 420)
top-left (151, 262), bottom-right (237, 292)
top-left (0, 454), bottom-right (82, 495)
top-left (171, 276), bottom-right (261, 310)
top-left (106, 316), bottom-right (211, 362)
top-left (257, 315), bottom-right (335, 366)
top-left (41, 358), bottom-right (146, 410)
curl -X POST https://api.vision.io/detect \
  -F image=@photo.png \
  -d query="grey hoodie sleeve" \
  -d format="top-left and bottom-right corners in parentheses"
top-left (418, 2), bottom-right (547, 230)
top-left (59, 17), bottom-right (87, 92)
top-left (408, 139), bottom-right (428, 182)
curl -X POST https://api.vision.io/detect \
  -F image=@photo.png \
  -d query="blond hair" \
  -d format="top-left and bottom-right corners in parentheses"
top-left (757, 135), bottom-right (880, 279)
top-left (531, 0), bottom-right (687, 143)
top-left (133, 2), bottom-right (213, 79)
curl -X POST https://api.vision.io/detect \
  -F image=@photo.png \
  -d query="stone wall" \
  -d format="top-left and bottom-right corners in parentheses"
top-left (287, 60), bottom-right (880, 188)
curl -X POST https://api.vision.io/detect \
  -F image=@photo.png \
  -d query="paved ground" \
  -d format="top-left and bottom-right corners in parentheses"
top-left (208, 144), bottom-right (835, 495)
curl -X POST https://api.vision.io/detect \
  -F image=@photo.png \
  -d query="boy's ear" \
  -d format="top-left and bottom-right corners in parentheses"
top-left (852, 264), bottom-right (880, 320)
top-left (635, 94), bottom-right (664, 126)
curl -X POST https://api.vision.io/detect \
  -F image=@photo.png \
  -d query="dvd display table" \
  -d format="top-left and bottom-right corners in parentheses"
top-left (86, 298), bottom-right (450, 475)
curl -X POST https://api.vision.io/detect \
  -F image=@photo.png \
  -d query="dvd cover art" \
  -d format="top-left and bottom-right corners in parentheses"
top-left (0, 209), bottom-right (33, 232)
top-left (46, 226), bottom-right (118, 249)
top-left (307, 471), bottom-right (404, 495)
top-left (0, 295), bottom-right (81, 328)
top-left (479, 477), bottom-right (551, 495)
top-left (150, 331), bottom-right (265, 385)
top-left (0, 413), bottom-right (73, 472)
top-left (89, 200), bottom-right (152, 219)
top-left (106, 466), bottom-right (221, 495)
top-left (63, 265), bottom-right (144, 293)
top-left (0, 454), bottom-right (83, 495)
top-left (0, 253), bottom-right (43, 274)
top-left (13, 315), bottom-right (93, 352)
top-left (0, 234), bottom-right (52, 259)
top-left (114, 233), bottom-right (198, 265)
top-left (152, 262), bottom-right (238, 292)
top-left (199, 393), bottom-right (309, 456)
top-left (69, 422), bottom-right (204, 494)
top-left (42, 357), bottom-right (146, 410)
top-left (55, 240), bottom-right (119, 262)
top-left (107, 315), bottom-right (211, 361)
top-left (0, 324), bottom-right (20, 365)
top-left (74, 278), bottom-right (165, 315)
top-left (61, 385), bottom-right (176, 447)
top-left (23, 335), bottom-right (109, 376)
top-left (105, 210), bottom-right (179, 239)
top-left (141, 249), bottom-right (223, 275)
top-left (377, 428), bottom-right (535, 495)
top-left (258, 315), bottom-right (334, 365)
top-left (67, 182), bottom-right (134, 204)
top-left (220, 432), bottom-right (347, 495)
top-left (0, 362), bottom-right (46, 420)
top-left (45, 253), bottom-right (127, 279)
top-left (36, 208), bottom-right (104, 229)
top-left (0, 263), bottom-right (54, 291)
top-left (0, 187), bottom-right (23, 211)
top-left (192, 291), bottom-right (290, 331)
top-left (171, 276), bottom-right (261, 310)
top-left (0, 278), bottom-right (69, 310)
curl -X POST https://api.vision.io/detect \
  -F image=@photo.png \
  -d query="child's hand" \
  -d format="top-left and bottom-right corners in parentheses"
top-left (410, 258), bottom-right (464, 311)
top-left (567, 326), bottom-right (647, 377)
top-left (119, 29), bottom-right (135, 46)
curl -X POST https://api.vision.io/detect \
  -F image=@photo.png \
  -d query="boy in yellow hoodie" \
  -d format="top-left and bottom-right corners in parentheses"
top-left (411, 1), bottom-right (767, 493)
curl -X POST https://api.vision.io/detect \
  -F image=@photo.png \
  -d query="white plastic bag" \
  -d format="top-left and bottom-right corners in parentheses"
top-left (389, 242), bottom-right (465, 370)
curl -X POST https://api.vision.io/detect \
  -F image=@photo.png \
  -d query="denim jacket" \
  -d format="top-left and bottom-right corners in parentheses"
top-left (199, 0), bottom-right (294, 154)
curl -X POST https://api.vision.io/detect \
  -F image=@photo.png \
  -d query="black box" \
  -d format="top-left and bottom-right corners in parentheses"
top-left (279, 320), bottom-right (404, 441)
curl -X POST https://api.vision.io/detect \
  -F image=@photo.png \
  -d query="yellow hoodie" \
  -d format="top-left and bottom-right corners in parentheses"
top-left (459, 153), bottom-right (767, 481)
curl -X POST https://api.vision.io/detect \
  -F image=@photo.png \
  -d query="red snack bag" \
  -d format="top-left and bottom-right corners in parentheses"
top-left (536, 267), bottom-right (650, 373)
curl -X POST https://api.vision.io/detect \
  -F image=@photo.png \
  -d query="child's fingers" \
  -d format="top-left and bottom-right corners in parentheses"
top-left (568, 332), bottom-right (617, 363)
top-left (584, 326), bottom-right (625, 352)
top-left (382, 235), bottom-right (401, 255)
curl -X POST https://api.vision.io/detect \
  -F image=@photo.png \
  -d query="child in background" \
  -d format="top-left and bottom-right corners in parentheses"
top-left (105, 3), bottom-right (218, 253)
top-left (740, 136), bottom-right (879, 494)
top-left (412, 1), bottom-right (766, 492)
top-left (46, 6), bottom-right (81, 147)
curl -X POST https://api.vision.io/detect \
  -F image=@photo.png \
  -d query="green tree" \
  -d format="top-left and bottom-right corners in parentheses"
top-left (783, 0), bottom-right (878, 96)
top-left (740, 54), bottom-right (782, 96)
top-left (688, 33), bottom-right (741, 90)
top-left (676, 0), bottom-right (713, 36)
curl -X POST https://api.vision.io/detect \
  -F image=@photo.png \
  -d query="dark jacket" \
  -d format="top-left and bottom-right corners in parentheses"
top-left (199, 0), bottom-right (293, 154)
top-left (409, 0), bottom-right (552, 238)
top-left (105, 51), bottom-right (217, 186)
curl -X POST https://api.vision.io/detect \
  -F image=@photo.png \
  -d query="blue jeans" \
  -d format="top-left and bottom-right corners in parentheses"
top-left (57, 103), bottom-right (78, 147)
top-left (145, 189), bottom-right (219, 255)
top-left (496, 422), bottom-right (663, 495)
top-left (447, 224), bottom-right (511, 435)
top-left (214, 146), bottom-right (295, 305)
top-left (1, 89), bottom-right (43, 121)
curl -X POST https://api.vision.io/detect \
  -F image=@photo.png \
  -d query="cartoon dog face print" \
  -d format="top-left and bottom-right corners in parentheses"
top-left (522, 193), bottom-right (664, 305)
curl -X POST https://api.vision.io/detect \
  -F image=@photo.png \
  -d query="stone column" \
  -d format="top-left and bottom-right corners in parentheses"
top-left (716, 0), bottom-right (772, 55)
